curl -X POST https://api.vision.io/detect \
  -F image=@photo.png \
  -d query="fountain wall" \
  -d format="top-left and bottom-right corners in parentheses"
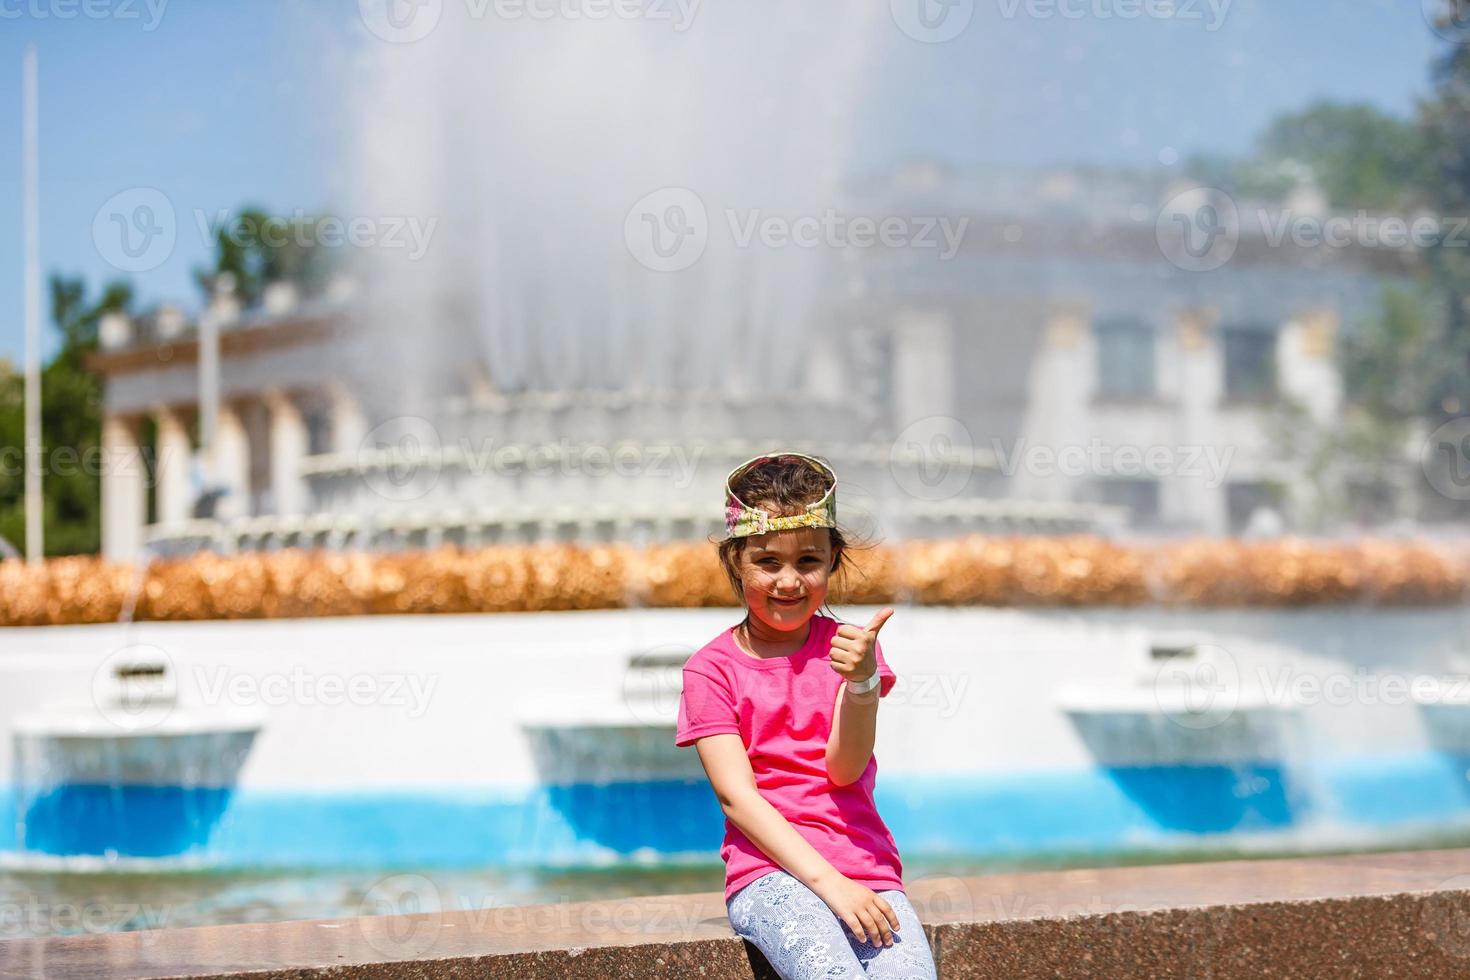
top-left (2, 604), bottom-right (1469, 866)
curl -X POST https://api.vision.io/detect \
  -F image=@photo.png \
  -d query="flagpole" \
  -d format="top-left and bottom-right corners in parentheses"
top-left (22, 44), bottom-right (42, 564)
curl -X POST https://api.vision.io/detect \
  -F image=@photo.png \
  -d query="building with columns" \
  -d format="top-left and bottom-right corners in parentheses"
top-left (843, 161), bottom-right (1415, 536)
top-left (87, 163), bottom-right (1414, 562)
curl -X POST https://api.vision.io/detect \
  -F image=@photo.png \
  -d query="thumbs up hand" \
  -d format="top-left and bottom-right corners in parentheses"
top-left (828, 607), bottom-right (894, 685)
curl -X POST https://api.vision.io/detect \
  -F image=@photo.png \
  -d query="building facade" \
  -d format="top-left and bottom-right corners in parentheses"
top-left (88, 164), bottom-right (1414, 561)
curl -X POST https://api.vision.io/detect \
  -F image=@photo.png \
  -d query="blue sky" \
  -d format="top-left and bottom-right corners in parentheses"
top-left (0, 0), bottom-right (1449, 363)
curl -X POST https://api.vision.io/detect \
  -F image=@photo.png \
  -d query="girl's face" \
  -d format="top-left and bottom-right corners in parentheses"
top-left (737, 526), bottom-right (834, 633)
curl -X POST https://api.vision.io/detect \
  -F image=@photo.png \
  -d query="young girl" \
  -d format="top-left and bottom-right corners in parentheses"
top-left (676, 452), bottom-right (938, 979)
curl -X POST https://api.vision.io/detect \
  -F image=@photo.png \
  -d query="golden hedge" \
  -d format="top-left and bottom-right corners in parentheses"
top-left (0, 536), bottom-right (1463, 627)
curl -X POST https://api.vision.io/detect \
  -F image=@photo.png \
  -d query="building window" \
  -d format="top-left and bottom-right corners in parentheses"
top-left (305, 406), bottom-right (333, 456)
top-left (1221, 323), bottom-right (1276, 401)
top-left (1094, 317), bottom-right (1155, 398)
top-left (1093, 478), bottom-right (1161, 527)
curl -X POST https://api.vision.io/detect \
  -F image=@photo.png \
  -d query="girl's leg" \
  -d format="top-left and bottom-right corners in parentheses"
top-left (844, 889), bottom-right (938, 979)
top-left (726, 871), bottom-right (866, 979)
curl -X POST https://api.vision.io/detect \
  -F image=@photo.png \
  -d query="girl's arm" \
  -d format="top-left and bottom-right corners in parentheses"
top-left (695, 733), bottom-right (842, 887)
top-left (694, 732), bottom-right (900, 945)
top-left (824, 608), bottom-right (893, 786)
top-left (825, 681), bottom-right (881, 787)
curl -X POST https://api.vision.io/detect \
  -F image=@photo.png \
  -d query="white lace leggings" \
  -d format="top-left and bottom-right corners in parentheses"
top-left (725, 871), bottom-right (939, 979)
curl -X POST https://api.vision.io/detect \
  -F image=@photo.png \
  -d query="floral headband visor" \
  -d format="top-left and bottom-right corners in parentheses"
top-left (723, 452), bottom-right (838, 540)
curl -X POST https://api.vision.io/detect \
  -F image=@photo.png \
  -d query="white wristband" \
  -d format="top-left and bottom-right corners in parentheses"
top-left (846, 672), bottom-right (881, 695)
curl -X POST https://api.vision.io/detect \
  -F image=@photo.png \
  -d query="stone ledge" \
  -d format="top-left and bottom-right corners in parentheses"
top-left (4, 849), bottom-right (1470, 978)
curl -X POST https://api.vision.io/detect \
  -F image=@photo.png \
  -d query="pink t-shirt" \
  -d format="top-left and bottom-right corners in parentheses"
top-left (675, 613), bottom-right (904, 903)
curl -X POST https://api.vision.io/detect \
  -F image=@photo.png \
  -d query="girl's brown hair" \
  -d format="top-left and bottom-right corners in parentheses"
top-left (715, 454), bottom-right (869, 615)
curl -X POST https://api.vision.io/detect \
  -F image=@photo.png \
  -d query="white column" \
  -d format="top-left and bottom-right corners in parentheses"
top-left (327, 382), bottom-right (367, 454)
top-left (265, 389), bottom-right (308, 516)
top-left (1013, 302), bottom-right (1090, 504)
top-left (153, 406), bottom-right (193, 526)
top-left (101, 415), bottom-right (146, 563)
top-left (1279, 309), bottom-right (1340, 425)
top-left (892, 309), bottom-right (956, 428)
top-left (1176, 307), bottom-right (1225, 533)
top-left (212, 405), bottom-right (252, 520)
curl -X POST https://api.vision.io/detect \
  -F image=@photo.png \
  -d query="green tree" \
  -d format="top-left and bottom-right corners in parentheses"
top-left (194, 207), bottom-right (340, 308)
top-left (1421, 13), bottom-right (1470, 419)
top-left (1187, 102), bottom-right (1431, 211)
top-left (0, 275), bottom-right (131, 556)
top-left (1257, 102), bottom-right (1433, 212)
top-left (1268, 289), bottom-right (1442, 529)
